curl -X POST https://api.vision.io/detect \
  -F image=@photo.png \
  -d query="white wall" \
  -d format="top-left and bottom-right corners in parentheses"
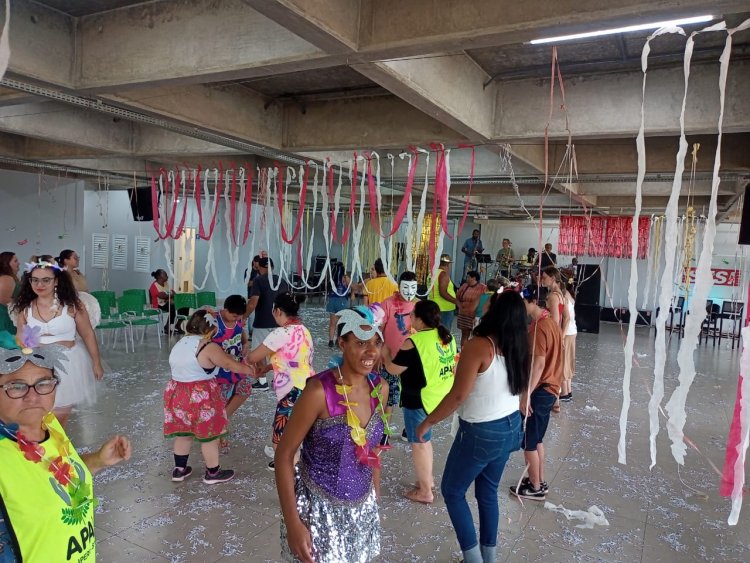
top-left (0, 170), bottom-right (85, 264)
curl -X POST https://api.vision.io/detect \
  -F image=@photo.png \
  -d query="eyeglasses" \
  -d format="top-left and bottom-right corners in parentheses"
top-left (30, 277), bottom-right (55, 286)
top-left (0, 377), bottom-right (59, 399)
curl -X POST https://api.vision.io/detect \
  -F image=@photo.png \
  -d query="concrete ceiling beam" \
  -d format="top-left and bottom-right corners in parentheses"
top-left (77, 0), bottom-right (329, 91)
top-left (496, 61), bottom-right (750, 140)
top-left (283, 96), bottom-right (466, 151)
top-left (132, 125), bottom-right (246, 157)
top-left (7, 2), bottom-right (75, 88)
top-left (241, 0), bottom-right (360, 53)
top-left (100, 84), bottom-right (283, 149)
top-left (0, 102), bottom-right (133, 153)
top-left (354, 54), bottom-right (496, 141)
top-left (579, 180), bottom-right (736, 196)
top-left (24, 138), bottom-right (110, 159)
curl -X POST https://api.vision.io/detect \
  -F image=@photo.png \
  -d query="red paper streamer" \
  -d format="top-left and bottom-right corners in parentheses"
top-left (194, 166), bottom-right (223, 240)
top-left (384, 146), bottom-right (419, 237)
top-left (276, 161), bottom-right (307, 244)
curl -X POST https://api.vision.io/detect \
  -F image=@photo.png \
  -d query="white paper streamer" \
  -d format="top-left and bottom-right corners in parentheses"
top-left (646, 26), bottom-right (690, 469)
top-left (664, 20), bottom-right (730, 466)
top-left (544, 503), bottom-right (609, 529)
top-left (641, 215), bottom-right (657, 309)
top-left (617, 24), bottom-right (652, 464)
top-left (400, 152), bottom-right (415, 271)
top-left (0, 1), bottom-right (10, 83)
top-left (411, 149), bottom-right (431, 273)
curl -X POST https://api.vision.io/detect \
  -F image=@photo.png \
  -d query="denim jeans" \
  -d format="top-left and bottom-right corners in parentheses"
top-left (441, 411), bottom-right (523, 552)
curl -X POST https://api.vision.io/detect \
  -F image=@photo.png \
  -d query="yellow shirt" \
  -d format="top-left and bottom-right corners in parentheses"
top-left (0, 415), bottom-right (96, 562)
top-left (364, 276), bottom-right (398, 305)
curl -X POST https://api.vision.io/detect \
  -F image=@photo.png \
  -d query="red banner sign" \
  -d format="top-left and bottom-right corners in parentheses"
top-left (683, 267), bottom-right (740, 287)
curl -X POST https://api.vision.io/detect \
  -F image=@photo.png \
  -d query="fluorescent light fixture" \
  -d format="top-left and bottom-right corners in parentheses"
top-left (529, 15), bottom-right (714, 44)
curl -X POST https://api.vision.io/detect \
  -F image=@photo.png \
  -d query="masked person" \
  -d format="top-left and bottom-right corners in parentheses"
top-left (377, 272), bottom-right (418, 442)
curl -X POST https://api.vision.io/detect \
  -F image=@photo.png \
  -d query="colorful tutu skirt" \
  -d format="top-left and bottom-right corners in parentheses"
top-left (163, 379), bottom-right (228, 442)
top-left (54, 342), bottom-right (97, 408)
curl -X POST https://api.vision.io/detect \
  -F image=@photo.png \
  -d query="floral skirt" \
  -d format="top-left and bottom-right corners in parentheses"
top-left (163, 379), bottom-right (228, 442)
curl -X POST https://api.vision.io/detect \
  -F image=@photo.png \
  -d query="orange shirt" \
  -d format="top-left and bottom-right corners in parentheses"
top-left (528, 315), bottom-right (563, 395)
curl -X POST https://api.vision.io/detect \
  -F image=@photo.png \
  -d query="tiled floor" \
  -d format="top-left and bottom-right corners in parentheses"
top-left (68, 306), bottom-right (750, 562)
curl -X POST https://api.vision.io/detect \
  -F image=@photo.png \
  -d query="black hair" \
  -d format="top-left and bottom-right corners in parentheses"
top-left (274, 292), bottom-right (305, 317)
top-left (151, 269), bottom-right (166, 279)
top-left (259, 257), bottom-right (274, 269)
top-left (414, 299), bottom-right (452, 345)
top-left (185, 309), bottom-right (216, 336)
top-left (486, 280), bottom-right (500, 293)
top-left (466, 270), bottom-right (481, 282)
top-left (398, 271), bottom-right (417, 283)
top-left (56, 250), bottom-right (75, 267)
top-left (374, 258), bottom-right (385, 275)
top-left (223, 294), bottom-right (247, 315)
top-left (252, 255), bottom-right (261, 264)
top-left (13, 265), bottom-right (81, 314)
top-left (0, 252), bottom-right (17, 279)
top-left (474, 291), bottom-right (530, 395)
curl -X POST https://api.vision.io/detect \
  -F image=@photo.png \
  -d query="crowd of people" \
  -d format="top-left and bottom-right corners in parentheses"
top-left (0, 244), bottom-right (578, 563)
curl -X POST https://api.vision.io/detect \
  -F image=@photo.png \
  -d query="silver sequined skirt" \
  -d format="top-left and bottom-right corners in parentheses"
top-left (280, 473), bottom-right (380, 563)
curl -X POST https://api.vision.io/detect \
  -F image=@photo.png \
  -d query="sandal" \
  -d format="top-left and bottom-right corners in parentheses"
top-left (404, 488), bottom-right (433, 505)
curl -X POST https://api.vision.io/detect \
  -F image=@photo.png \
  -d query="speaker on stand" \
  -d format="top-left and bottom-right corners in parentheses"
top-left (738, 183), bottom-right (750, 245)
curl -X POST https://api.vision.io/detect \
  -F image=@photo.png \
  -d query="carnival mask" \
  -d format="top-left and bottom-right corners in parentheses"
top-left (399, 280), bottom-right (418, 302)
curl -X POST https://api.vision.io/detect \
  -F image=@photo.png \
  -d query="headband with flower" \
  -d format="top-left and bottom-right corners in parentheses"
top-left (24, 261), bottom-right (62, 274)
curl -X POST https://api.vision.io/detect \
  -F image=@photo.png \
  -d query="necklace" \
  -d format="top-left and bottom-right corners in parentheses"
top-left (34, 301), bottom-right (60, 323)
top-left (335, 366), bottom-right (392, 467)
top-left (0, 413), bottom-right (95, 525)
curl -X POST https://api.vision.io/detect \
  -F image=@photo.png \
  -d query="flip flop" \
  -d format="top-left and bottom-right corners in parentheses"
top-left (404, 488), bottom-right (433, 505)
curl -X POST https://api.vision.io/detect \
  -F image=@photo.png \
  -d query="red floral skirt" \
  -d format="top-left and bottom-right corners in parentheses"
top-left (163, 379), bottom-right (228, 442)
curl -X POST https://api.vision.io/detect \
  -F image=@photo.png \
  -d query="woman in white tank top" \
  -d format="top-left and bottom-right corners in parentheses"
top-left (414, 291), bottom-right (531, 563)
top-left (12, 260), bottom-right (103, 427)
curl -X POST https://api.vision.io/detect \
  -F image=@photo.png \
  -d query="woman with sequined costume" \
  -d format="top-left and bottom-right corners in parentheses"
top-left (275, 307), bottom-right (389, 563)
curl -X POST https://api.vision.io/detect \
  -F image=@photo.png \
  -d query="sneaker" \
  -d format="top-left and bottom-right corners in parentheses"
top-left (401, 428), bottom-right (408, 442)
top-left (510, 482), bottom-right (546, 501)
top-left (521, 477), bottom-right (549, 494)
top-left (328, 339), bottom-right (334, 348)
top-left (252, 380), bottom-right (269, 390)
top-left (264, 445), bottom-right (276, 459)
top-left (267, 461), bottom-right (275, 472)
top-left (560, 393), bottom-right (573, 402)
top-left (171, 466), bottom-right (193, 482)
top-left (203, 468), bottom-right (235, 484)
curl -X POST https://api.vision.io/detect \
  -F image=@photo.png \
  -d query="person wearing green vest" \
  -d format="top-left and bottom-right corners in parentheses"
top-left (429, 254), bottom-right (459, 332)
top-left (382, 299), bottom-right (456, 504)
top-left (0, 329), bottom-right (131, 562)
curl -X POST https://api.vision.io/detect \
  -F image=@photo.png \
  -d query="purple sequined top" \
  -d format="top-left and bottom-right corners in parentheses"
top-left (299, 369), bottom-right (384, 503)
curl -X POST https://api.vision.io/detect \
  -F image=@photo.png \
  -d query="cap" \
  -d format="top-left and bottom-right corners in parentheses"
top-left (439, 253), bottom-right (452, 263)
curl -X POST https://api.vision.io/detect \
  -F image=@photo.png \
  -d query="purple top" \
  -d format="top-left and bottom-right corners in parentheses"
top-left (300, 369), bottom-right (384, 503)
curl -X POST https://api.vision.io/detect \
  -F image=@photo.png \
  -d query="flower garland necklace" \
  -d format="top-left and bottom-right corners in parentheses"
top-left (0, 413), bottom-right (95, 524)
top-left (335, 366), bottom-right (391, 468)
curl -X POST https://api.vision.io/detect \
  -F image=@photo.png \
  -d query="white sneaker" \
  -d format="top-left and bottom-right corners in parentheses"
top-left (264, 445), bottom-right (275, 459)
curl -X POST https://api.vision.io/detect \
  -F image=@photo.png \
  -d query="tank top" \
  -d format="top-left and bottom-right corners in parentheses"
top-left (169, 335), bottom-right (219, 383)
top-left (459, 337), bottom-right (519, 423)
top-left (565, 295), bottom-right (577, 336)
top-left (26, 305), bottom-right (77, 343)
top-left (429, 270), bottom-right (456, 312)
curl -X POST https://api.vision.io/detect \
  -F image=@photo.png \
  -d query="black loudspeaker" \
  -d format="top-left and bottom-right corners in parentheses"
top-left (128, 187), bottom-right (154, 221)
top-left (575, 264), bottom-right (601, 306)
top-left (575, 303), bottom-right (600, 334)
top-left (739, 184), bottom-right (750, 245)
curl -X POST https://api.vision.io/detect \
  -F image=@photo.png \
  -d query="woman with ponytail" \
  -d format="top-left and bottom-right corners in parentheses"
top-left (244, 292), bottom-right (315, 469)
top-left (382, 299), bottom-right (456, 504)
top-left (415, 290), bottom-right (530, 563)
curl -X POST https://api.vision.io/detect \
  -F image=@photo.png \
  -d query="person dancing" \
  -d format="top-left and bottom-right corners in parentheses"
top-left (275, 307), bottom-right (388, 563)
top-left (13, 260), bottom-right (103, 427)
top-left (416, 290), bottom-right (529, 563)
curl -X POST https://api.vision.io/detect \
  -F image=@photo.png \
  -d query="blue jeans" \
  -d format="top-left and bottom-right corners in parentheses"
top-left (440, 310), bottom-right (455, 331)
top-left (441, 411), bottom-right (523, 552)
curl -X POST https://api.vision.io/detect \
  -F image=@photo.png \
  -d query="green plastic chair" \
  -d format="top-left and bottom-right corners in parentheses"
top-left (172, 293), bottom-right (198, 331)
top-left (123, 288), bottom-right (162, 320)
top-left (117, 294), bottom-right (162, 349)
top-left (93, 294), bottom-right (129, 351)
top-left (90, 291), bottom-right (116, 314)
top-left (196, 291), bottom-right (216, 308)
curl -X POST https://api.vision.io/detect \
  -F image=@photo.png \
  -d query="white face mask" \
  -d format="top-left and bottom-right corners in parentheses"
top-left (399, 281), bottom-right (418, 302)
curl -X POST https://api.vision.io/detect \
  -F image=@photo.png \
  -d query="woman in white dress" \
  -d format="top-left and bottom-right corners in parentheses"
top-left (12, 259), bottom-right (103, 427)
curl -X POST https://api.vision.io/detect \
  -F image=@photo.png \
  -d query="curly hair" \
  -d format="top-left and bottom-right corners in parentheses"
top-left (12, 265), bottom-right (81, 314)
top-left (0, 252), bottom-right (17, 280)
